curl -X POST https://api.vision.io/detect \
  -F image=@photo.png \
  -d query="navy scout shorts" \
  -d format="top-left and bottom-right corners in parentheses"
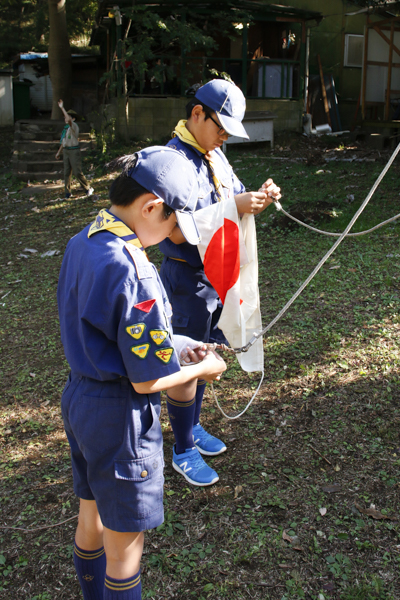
top-left (61, 373), bottom-right (164, 533)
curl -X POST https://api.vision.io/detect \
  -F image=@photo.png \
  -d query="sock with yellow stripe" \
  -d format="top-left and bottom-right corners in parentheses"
top-left (193, 380), bottom-right (206, 426)
top-left (104, 570), bottom-right (141, 599)
top-left (73, 542), bottom-right (106, 600)
top-left (166, 394), bottom-right (196, 454)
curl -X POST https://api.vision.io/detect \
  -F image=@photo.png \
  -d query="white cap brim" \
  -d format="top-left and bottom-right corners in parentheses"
top-left (176, 211), bottom-right (201, 245)
top-left (217, 112), bottom-right (249, 139)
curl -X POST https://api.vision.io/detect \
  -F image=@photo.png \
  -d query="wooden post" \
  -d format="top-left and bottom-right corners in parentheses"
top-left (361, 20), bottom-right (369, 120)
top-left (317, 54), bottom-right (332, 127)
top-left (385, 21), bottom-right (395, 120)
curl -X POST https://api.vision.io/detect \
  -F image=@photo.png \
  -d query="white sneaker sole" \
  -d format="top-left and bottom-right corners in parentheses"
top-left (172, 460), bottom-right (219, 486)
top-left (194, 442), bottom-right (227, 457)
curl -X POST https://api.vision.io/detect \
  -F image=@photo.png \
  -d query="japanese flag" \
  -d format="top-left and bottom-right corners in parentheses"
top-left (194, 197), bottom-right (264, 372)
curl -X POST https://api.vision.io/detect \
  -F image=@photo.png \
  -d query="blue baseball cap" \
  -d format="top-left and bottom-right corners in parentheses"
top-left (128, 146), bottom-right (201, 245)
top-left (195, 79), bottom-right (249, 139)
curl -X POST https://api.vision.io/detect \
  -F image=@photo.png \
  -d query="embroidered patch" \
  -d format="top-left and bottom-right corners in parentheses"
top-left (149, 329), bottom-right (168, 346)
top-left (131, 344), bottom-right (150, 359)
top-left (134, 299), bottom-right (156, 313)
top-left (155, 347), bottom-right (174, 364)
top-left (126, 323), bottom-right (146, 340)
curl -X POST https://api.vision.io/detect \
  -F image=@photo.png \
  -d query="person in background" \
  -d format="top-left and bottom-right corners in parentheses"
top-left (55, 98), bottom-right (94, 200)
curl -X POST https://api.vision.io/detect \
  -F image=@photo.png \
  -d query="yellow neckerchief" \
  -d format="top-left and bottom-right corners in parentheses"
top-left (88, 208), bottom-right (145, 253)
top-left (172, 120), bottom-right (223, 201)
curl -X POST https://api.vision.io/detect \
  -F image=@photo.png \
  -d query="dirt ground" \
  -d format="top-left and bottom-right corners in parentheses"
top-left (0, 128), bottom-right (399, 600)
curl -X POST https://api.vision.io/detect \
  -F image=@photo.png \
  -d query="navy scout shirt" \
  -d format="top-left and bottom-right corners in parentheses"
top-left (58, 221), bottom-right (181, 384)
top-left (159, 139), bottom-right (245, 268)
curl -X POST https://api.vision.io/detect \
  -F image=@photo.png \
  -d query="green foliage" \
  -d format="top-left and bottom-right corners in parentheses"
top-left (102, 5), bottom-right (239, 95)
top-left (0, 0), bottom-right (97, 64)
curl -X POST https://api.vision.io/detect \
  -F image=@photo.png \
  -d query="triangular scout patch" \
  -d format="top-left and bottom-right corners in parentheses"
top-left (126, 323), bottom-right (146, 339)
top-left (134, 299), bottom-right (156, 313)
top-left (149, 329), bottom-right (168, 346)
top-left (131, 343), bottom-right (150, 359)
top-left (154, 347), bottom-right (174, 364)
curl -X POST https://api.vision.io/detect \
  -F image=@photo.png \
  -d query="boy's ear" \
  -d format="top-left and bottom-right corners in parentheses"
top-left (141, 196), bottom-right (163, 218)
top-left (190, 104), bottom-right (204, 122)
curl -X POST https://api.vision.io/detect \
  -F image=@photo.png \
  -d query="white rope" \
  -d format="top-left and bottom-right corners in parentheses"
top-left (213, 141), bottom-right (400, 419)
top-left (211, 370), bottom-right (264, 420)
top-left (275, 202), bottom-right (400, 237)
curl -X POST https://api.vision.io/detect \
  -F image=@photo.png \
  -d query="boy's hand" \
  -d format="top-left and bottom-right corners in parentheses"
top-left (55, 152), bottom-right (61, 160)
top-left (201, 349), bottom-right (226, 382)
top-left (58, 99), bottom-right (64, 109)
top-left (259, 178), bottom-right (281, 202)
top-left (235, 191), bottom-right (271, 215)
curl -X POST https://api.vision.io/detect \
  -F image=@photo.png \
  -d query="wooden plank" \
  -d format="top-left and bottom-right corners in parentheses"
top-left (368, 15), bottom-right (400, 29)
top-left (367, 60), bottom-right (400, 67)
top-left (371, 24), bottom-right (400, 57)
top-left (385, 21), bottom-right (395, 120)
top-left (317, 54), bottom-right (331, 127)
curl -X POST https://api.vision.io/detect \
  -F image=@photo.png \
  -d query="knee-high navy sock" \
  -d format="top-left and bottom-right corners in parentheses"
top-left (73, 542), bottom-right (106, 600)
top-left (193, 380), bottom-right (206, 426)
top-left (166, 394), bottom-right (196, 454)
top-left (104, 570), bottom-right (141, 599)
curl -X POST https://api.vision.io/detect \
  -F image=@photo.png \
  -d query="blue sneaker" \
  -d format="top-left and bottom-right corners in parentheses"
top-left (172, 446), bottom-right (219, 486)
top-left (193, 424), bottom-right (227, 456)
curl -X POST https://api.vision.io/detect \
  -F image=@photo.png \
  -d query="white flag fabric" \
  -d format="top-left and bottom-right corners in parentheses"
top-left (194, 197), bottom-right (264, 372)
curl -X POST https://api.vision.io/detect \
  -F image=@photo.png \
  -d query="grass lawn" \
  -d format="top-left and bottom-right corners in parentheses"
top-left (0, 128), bottom-right (399, 600)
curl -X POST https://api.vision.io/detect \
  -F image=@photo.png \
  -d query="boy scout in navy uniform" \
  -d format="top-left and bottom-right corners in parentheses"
top-left (159, 79), bottom-right (281, 486)
top-left (57, 146), bottom-right (226, 600)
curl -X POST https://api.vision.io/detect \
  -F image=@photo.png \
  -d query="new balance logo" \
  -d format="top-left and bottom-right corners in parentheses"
top-left (179, 461), bottom-right (192, 473)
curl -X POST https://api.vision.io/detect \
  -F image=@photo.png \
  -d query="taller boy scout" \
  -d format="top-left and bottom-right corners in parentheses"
top-left (57, 146), bottom-right (226, 600)
top-left (159, 79), bottom-right (281, 486)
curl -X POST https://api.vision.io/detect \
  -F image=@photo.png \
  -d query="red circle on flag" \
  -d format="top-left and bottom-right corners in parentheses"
top-left (203, 218), bottom-right (240, 304)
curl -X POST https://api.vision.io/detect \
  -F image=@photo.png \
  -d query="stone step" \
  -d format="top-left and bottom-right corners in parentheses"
top-left (13, 144), bottom-right (93, 162)
top-left (14, 130), bottom-right (93, 142)
top-left (16, 119), bottom-right (92, 133)
top-left (14, 160), bottom-right (64, 174)
top-left (14, 171), bottom-right (64, 182)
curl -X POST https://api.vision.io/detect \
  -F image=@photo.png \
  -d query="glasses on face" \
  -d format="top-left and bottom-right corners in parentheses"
top-left (208, 114), bottom-right (230, 137)
top-left (163, 203), bottom-right (175, 219)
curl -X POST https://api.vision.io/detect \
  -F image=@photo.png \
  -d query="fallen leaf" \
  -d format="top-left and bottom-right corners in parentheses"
top-left (319, 507), bottom-right (327, 516)
top-left (32, 207), bottom-right (40, 213)
top-left (234, 485), bottom-right (242, 499)
top-left (354, 503), bottom-right (396, 521)
top-left (29, 373), bottom-right (36, 378)
top-left (329, 265), bottom-right (340, 270)
top-left (282, 530), bottom-right (293, 543)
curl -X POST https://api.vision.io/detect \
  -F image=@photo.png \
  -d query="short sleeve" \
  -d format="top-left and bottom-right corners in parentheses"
top-left (115, 270), bottom-right (181, 384)
top-left (232, 171), bottom-right (246, 196)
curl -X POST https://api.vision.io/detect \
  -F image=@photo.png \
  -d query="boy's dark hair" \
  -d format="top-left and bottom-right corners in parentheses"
top-left (109, 175), bottom-right (149, 207)
top-left (185, 98), bottom-right (213, 120)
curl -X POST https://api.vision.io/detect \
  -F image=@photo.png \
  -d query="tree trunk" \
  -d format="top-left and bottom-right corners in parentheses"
top-left (48, 0), bottom-right (72, 119)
